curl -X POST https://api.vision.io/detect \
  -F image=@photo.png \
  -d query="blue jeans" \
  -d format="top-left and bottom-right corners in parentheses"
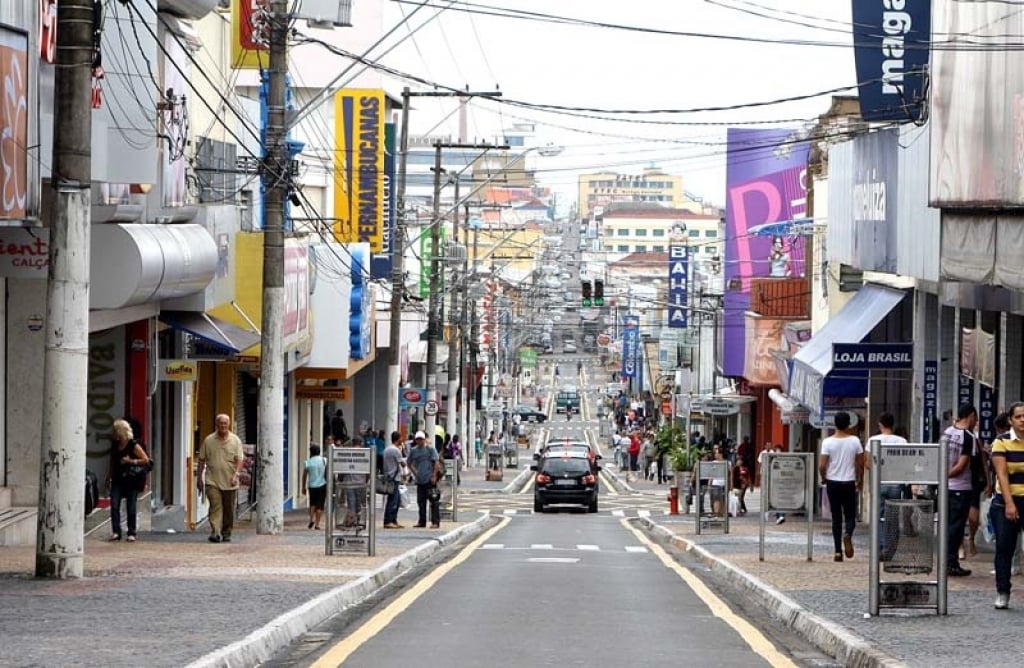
top-left (947, 490), bottom-right (973, 568)
top-left (991, 497), bottom-right (1024, 595)
top-left (110, 480), bottom-right (139, 538)
top-left (383, 484), bottom-right (401, 525)
top-left (825, 480), bottom-right (857, 553)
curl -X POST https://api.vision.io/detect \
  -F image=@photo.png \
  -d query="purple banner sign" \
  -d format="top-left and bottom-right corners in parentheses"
top-left (722, 128), bottom-right (809, 377)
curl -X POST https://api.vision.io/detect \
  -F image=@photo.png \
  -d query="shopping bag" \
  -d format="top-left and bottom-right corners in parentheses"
top-left (728, 490), bottom-right (740, 517)
top-left (398, 484), bottom-right (410, 509)
top-left (980, 496), bottom-right (996, 548)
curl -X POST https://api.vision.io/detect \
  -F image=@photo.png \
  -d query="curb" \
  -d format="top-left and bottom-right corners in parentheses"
top-left (186, 514), bottom-right (497, 668)
top-left (637, 518), bottom-right (905, 668)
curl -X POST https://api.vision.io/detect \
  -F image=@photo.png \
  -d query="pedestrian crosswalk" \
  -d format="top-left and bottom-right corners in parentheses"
top-left (480, 543), bottom-right (648, 553)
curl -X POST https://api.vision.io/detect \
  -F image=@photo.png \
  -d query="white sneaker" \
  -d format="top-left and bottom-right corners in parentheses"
top-left (995, 593), bottom-right (1010, 610)
top-left (989, 568), bottom-right (1022, 576)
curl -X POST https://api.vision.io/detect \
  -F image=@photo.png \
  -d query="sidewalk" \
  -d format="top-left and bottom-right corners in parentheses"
top-left (611, 466), bottom-right (1020, 668)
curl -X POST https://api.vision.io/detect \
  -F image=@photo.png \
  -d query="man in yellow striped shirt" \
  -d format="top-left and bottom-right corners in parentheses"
top-left (989, 402), bottom-right (1024, 609)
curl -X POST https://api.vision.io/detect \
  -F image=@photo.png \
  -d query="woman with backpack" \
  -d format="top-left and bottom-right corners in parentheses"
top-left (107, 419), bottom-right (150, 542)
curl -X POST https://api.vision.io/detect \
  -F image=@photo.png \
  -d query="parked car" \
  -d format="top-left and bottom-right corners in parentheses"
top-left (532, 450), bottom-right (600, 513)
top-left (511, 404), bottom-right (548, 423)
top-left (563, 340), bottom-right (577, 353)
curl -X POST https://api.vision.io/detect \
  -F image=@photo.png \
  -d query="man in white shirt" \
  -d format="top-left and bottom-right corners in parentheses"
top-left (819, 412), bottom-right (864, 562)
top-left (874, 413), bottom-right (908, 560)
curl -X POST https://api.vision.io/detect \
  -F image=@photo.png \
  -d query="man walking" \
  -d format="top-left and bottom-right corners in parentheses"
top-left (990, 402), bottom-right (1024, 609)
top-left (407, 430), bottom-right (441, 528)
top-left (944, 404), bottom-right (978, 577)
top-left (819, 412), bottom-right (864, 562)
top-left (382, 431), bottom-right (405, 529)
top-left (197, 414), bottom-right (245, 543)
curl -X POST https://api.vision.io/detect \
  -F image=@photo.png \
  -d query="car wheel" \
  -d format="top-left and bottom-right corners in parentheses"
top-left (588, 498), bottom-right (598, 513)
top-left (534, 497), bottom-right (544, 513)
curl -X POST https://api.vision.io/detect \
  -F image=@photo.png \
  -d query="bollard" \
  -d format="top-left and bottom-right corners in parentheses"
top-left (668, 486), bottom-right (679, 515)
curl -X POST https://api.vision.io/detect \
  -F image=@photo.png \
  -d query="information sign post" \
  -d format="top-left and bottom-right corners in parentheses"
top-left (325, 447), bottom-right (376, 557)
top-left (867, 439), bottom-right (948, 616)
top-left (759, 452), bottom-right (815, 561)
top-left (695, 460), bottom-right (730, 535)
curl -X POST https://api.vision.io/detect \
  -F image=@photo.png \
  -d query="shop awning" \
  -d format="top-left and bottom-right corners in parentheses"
top-left (789, 284), bottom-right (906, 417)
top-left (160, 311), bottom-right (261, 355)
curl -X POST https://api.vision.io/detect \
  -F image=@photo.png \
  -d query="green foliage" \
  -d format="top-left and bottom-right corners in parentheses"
top-left (655, 425), bottom-right (701, 472)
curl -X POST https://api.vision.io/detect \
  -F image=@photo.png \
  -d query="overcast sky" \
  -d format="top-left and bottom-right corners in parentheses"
top-left (372, 0), bottom-right (857, 210)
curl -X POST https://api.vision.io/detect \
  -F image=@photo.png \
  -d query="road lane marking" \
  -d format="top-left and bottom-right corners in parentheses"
top-left (310, 517), bottom-right (511, 667)
top-left (502, 509), bottom-right (518, 515)
top-left (612, 510), bottom-right (625, 517)
top-left (624, 546), bottom-right (648, 553)
top-left (622, 519), bottom-right (798, 668)
top-left (531, 544), bottom-right (554, 550)
top-left (577, 544), bottom-right (600, 551)
top-left (637, 509), bottom-right (651, 518)
top-left (481, 544), bottom-right (504, 549)
top-left (599, 470), bottom-right (618, 495)
top-left (528, 557), bottom-right (579, 563)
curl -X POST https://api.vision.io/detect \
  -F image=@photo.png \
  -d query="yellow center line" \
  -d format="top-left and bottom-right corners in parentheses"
top-left (599, 470), bottom-right (619, 496)
top-left (311, 517), bottom-right (512, 667)
top-left (621, 519), bottom-right (798, 668)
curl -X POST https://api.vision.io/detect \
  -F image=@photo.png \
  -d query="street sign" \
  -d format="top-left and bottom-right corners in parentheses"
top-left (767, 456), bottom-right (807, 511)
top-left (702, 398), bottom-right (739, 416)
top-left (876, 443), bottom-right (941, 484)
top-left (424, 400), bottom-right (439, 416)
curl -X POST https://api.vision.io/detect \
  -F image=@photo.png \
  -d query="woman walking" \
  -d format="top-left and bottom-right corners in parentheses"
top-left (107, 419), bottom-right (149, 542)
top-left (302, 444), bottom-right (328, 530)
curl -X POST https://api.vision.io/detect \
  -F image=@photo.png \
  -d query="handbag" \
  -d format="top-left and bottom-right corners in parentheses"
top-left (375, 473), bottom-right (395, 495)
top-left (121, 464), bottom-right (147, 490)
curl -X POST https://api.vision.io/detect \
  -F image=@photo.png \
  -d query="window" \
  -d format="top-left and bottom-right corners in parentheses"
top-left (603, 245), bottom-right (613, 253)
top-left (652, 228), bottom-right (665, 237)
top-left (635, 229), bottom-right (647, 237)
top-left (617, 229), bottom-right (629, 237)
top-left (688, 230), bottom-right (699, 237)
top-left (704, 229), bottom-right (717, 237)
top-left (617, 245), bottom-right (629, 252)
top-left (652, 245), bottom-right (665, 253)
top-left (635, 245), bottom-right (646, 252)
top-left (704, 246), bottom-right (715, 254)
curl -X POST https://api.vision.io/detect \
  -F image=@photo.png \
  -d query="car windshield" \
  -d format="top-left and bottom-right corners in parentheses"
top-left (541, 457), bottom-right (591, 476)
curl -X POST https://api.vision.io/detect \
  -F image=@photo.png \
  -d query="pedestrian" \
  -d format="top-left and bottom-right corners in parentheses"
top-left (943, 404), bottom-right (978, 577)
top-left (871, 413), bottom-right (908, 558)
top-left (301, 444), bottom-right (327, 530)
top-left (407, 430), bottom-right (442, 528)
top-left (656, 437), bottom-right (669, 485)
top-left (990, 401), bottom-right (1024, 609)
top-left (732, 463), bottom-right (749, 515)
top-left (107, 418), bottom-right (149, 542)
top-left (330, 409), bottom-right (349, 444)
top-left (709, 446), bottom-right (728, 516)
top-left (382, 431), bottom-right (405, 529)
top-left (628, 431), bottom-right (641, 479)
top-left (967, 412), bottom-right (992, 559)
top-left (341, 436), bottom-right (368, 528)
top-left (818, 412), bottom-right (864, 562)
top-left (642, 432), bottom-right (657, 481)
top-left (197, 413), bottom-right (245, 543)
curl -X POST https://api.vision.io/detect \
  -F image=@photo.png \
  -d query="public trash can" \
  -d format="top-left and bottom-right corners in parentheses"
top-left (882, 499), bottom-right (934, 575)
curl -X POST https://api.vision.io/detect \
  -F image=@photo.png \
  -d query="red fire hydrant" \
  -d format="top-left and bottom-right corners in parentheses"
top-left (668, 486), bottom-right (679, 515)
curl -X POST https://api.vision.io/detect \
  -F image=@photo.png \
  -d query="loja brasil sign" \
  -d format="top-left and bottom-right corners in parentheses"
top-left (831, 343), bottom-right (912, 370)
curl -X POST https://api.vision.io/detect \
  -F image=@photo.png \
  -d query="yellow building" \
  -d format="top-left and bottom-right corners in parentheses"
top-left (600, 207), bottom-right (722, 263)
top-left (578, 167), bottom-right (695, 219)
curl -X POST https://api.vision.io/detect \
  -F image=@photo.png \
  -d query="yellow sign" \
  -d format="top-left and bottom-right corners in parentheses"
top-left (295, 386), bottom-right (351, 401)
top-left (158, 359), bottom-right (198, 382)
top-left (333, 89), bottom-right (385, 252)
top-left (231, 0), bottom-right (270, 70)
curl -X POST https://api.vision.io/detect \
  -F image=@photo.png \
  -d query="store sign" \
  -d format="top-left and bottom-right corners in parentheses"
top-left (923, 360), bottom-right (937, 442)
top-left (979, 385), bottom-right (997, 443)
top-left (621, 315), bottom-right (639, 379)
top-left (371, 122), bottom-right (396, 279)
top-left (1, 27), bottom-right (29, 220)
top-left (295, 385), bottom-right (350, 401)
top-left (349, 244), bottom-right (372, 359)
top-left (851, 0), bottom-right (930, 122)
top-left (702, 398), bottom-right (740, 416)
top-left (831, 343), bottom-right (913, 370)
top-left (333, 89), bottom-right (386, 252)
top-left (0, 228), bottom-right (48, 277)
top-left (231, 0), bottom-right (271, 70)
top-left (667, 244), bottom-right (688, 328)
top-left (157, 359), bottom-right (198, 382)
top-left (399, 387), bottom-right (427, 408)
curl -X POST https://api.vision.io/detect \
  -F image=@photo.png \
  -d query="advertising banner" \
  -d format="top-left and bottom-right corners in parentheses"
top-left (0, 27), bottom-right (28, 220)
top-left (743, 315), bottom-right (786, 387)
top-left (371, 123), bottom-right (397, 280)
top-left (930, 3), bottom-right (1024, 206)
top-left (621, 315), bottom-right (640, 379)
top-left (851, 128), bottom-right (899, 272)
top-left (723, 128), bottom-right (809, 377)
top-left (851, 0), bottom-right (930, 122)
top-left (667, 244), bottom-right (689, 328)
top-left (334, 89), bottom-right (385, 252)
top-left (231, 0), bottom-right (271, 70)
top-left (349, 244), bottom-right (372, 359)
top-left (923, 360), bottom-right (938, 442)
top-left (979, 385), bottom-right (997, 443)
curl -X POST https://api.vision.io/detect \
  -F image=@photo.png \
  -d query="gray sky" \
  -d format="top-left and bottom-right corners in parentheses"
top-left (373, 0), bottom-right (856, 210)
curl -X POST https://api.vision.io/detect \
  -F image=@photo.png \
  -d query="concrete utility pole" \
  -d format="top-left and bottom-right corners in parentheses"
top-left (386, 87), bottom-right (412, 438)
top-left (256, 0), bottom-right (289, 534)
top-left (36, 0), bottom-right (94, 579)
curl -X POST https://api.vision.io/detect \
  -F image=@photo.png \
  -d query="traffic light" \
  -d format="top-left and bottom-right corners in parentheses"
top-left (593, 279), bottom-right (604, 306)
top-left (581, 280), bottom-right (592, 307)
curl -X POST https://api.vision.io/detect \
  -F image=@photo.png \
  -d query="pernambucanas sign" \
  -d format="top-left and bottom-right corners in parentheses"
top-left (333, 89), bottom-right (385, 253)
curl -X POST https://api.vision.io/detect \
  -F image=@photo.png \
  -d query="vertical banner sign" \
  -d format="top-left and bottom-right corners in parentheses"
top-left (979, 385), bottom-right (997, 443)
top-left (851, 1), bottom-right (930, 122)
top-left (724, 129), bottom-right (808, 377)
top-left (0, 28), bottom-right (28, 220)
top-left (231, 0), bottom-right (271, 70)
top-left (957, 374), bottom-right (974, 415)
top-left (334, 89), bottom-right (385, 252)
top-left (923, 360), bottom-right (938, 442)
top-left (667, 244), bottom-right (689, 328)
top-left (371, 123), bottom-right (396, 280)
top-left (349, 244), bottom-right (372, 359)
top-left (621, 315), bottom-right (639, 379)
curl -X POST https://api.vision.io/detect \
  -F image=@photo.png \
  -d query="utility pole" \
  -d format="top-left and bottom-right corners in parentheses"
top-left (446, 177), bottom-right (461, 442)
top-left (386, 87), bottom-right (412, 438)
top-left (256, 0), bottom-right (289, 534)
top-left (36, 0), bottom-right (94, 578)
top-left (386, 90), bottom-right (500, 441)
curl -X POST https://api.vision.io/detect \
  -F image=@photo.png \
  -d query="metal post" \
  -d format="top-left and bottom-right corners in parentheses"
top-left (424, 143), bottom-right (444, 444)
top-left (696, 462), bottom-right (703, 536)
top-left (937, 437), bottom-right (949, 616)
top-left (36, 0), bottom-right (94, 578)
top-left (759, 453), bottom-right (767, 561)
top-left (255, 0), bottom-right (289, 534)
top-left (805, 452), bottom-right (814, 562)
top-left (386, 87), bottom-right (412, 437)
top-left (869, 438), bottom-right (881, 615)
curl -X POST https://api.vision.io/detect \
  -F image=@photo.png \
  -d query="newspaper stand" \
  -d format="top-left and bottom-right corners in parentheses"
top-left (695, 460), bottom-right (730, 535)
top-left (325, 446), bottom-right (376, 557)
top-left (868, 439), bottom-right (948, 616)
top-left (759, 452), bottom-right (815, 561)
top-left (439, 458), bottom-right (458, 522)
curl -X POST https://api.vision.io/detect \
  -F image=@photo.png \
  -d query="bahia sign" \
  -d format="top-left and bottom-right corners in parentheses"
top-left (851, 0), bottom-right (931, 122)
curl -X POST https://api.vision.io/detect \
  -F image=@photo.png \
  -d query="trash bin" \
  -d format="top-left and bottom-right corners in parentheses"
top-left (882, 499), bottom-right (934, 575)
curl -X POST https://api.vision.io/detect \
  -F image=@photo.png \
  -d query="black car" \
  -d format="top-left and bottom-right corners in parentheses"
top-left (511, 405), bottom-right (548, 423)
top-left (532, 451), bottom-right (599, 513)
